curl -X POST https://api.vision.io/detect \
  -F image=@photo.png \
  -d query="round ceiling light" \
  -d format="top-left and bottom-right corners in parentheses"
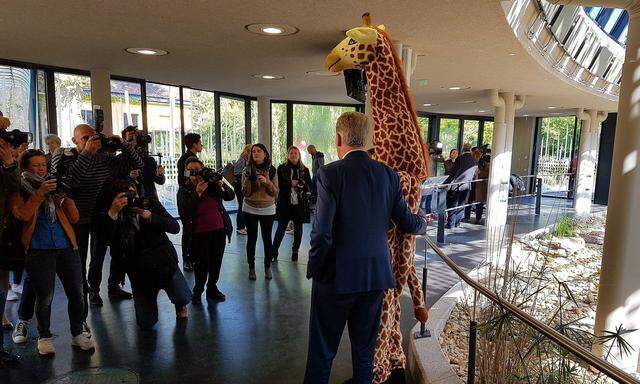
top-left (547, 106), bottom-right (558, 109)
top-left (252, 74), bottom-right (285, 80)
top-left (245, 23), bottom-right (299, 36)
top-left (125, 48), bottom-right (168, 56)
top-left (306, 70), bottom-right (340, 77)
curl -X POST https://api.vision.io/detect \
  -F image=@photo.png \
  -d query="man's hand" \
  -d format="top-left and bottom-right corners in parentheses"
top-left (0, 139), bottom-right (14, 166)
top-left (130, 169), bottom-right (141, 180)
top-left (108, 192), bottom-right (128, 217)
top-left (196, 181), bottom-right (208, 197)
top-left (83, 135), bottom-right (102, 155)
top-left (130, 207), bottom-right (151, 220)
top-left (52, 193), bottom-right (66, 205)
top-left (37, 179), bottom-right (57, 195)
top-left (157, 165), bottom-right (165, 176)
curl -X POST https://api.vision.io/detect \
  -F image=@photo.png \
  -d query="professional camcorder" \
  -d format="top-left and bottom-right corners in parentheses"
top-left (0, 129), bottom-right (32, 148)
top-left (185, 167), bottom-right (223, 184)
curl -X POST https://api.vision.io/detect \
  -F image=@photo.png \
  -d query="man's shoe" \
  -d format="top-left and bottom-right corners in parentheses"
top-left (71, 334), bottom-right (95, 351)
top-left (89, 292), bottom-right (103, 306)
top-left (265, 268), bottom-right (272, 280)
top-left (12, 321), bottom-right (28, 344)
top-left (191, 293), bottom-right (202, 305)
top-left (37, 337), bottom-right (55, 356)
top-left (82, 322), bottom-right (92, 339)
top-left (248, 269), bottom-right (256, 281)
top-left (108, 287), bottom-right (133, 300)
top-left (0, 349), bottom-right (19, 367)
top-left (207, 290), bottom-right (226, 303)
top-left (6, 289), bottom-right (19, 302)
top-left (183, 261), bottom-right (194, 272)
top-left (292, 250), bottom-right (299, 262)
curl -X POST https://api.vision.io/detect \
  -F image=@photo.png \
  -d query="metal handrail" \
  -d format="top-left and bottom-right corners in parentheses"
top-left (422, 235), bottom-right (640, 384)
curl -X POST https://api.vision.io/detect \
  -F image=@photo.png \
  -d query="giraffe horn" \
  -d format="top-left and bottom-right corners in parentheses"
top-left (362, 12), bottom-right (372, 27)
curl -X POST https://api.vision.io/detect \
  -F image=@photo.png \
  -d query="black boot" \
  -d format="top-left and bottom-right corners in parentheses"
top-left (291, 250), bottom-right (298, 262)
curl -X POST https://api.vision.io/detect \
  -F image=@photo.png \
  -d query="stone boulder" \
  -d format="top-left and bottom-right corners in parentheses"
top-left (540, 236), bottom-right (586, 258)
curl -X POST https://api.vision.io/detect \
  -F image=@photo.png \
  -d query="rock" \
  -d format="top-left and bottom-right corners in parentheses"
top-left (583, 230), bottom-right (605, 245)
top-left (540, 236), bottom-right (585, 258)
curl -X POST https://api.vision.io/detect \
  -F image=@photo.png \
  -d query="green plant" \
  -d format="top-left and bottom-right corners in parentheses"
top-left (553, 217), bottom-right (577, 238)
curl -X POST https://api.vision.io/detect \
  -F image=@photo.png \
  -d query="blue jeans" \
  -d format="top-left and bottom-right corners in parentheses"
top-left (25, 248), bottom-right (84, 338)
top-left (0, 289), bottom-right (6, 349)
top-left (130, 269), bottom-right (192, 329)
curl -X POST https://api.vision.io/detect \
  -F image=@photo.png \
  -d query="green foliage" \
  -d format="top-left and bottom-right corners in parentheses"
top-left (553, 217), bottom-right (577, 238)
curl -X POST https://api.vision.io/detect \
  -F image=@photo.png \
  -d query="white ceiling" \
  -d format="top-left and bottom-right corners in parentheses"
top-left (0, 0), bottom-right (618, 117)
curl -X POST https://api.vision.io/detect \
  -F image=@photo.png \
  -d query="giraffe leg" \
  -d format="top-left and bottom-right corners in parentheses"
top-left (374, 290), bottom-right (394, 383)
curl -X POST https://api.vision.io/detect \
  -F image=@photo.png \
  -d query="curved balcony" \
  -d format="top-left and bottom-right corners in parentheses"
top-left (504, 0), bottom-right (625, 100)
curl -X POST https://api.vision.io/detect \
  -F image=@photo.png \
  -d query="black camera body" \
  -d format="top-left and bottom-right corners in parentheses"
top-left (186, 168), bottom-right (223, 184)
top-left (45, 174), bottom-right (73, 194)
top-left (94, 118), bottom-right (123, 151)
top-left (429, 141), bottom-right (443, 156)
top-left (124, 192), bottom-right (152, 210)
top-left (136, 133), bottom-right (152, 146)
top-left (0, 129), bottom-right (32, 148)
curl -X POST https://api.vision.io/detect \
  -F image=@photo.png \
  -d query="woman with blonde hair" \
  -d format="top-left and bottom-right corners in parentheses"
top-left (233, 144), bottom-right (253, 235)
top-left (272, 146), bottom-right (312, 262)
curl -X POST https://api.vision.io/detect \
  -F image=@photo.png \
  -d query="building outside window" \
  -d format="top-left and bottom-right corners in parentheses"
top-left (183, 88), bottom-right (216, 169)
top-left (110, 79), bottom-right (143, 135)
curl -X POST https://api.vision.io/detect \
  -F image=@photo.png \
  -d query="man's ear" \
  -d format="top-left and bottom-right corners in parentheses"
top-left (336, 132), bottom-right (342, 148)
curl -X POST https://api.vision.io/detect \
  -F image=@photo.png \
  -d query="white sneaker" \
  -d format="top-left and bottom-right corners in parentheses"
top-left (12, 321), bottom-right (29, 344)
top-left (82, 322), bottom-right (92, 339)
top-left (6, 289), bottom-right (19, 301)
top-left (71, 334), bottom-right (95, 351)
top-left (37, 337), bottom-right (55, 355)
top-left (11, 283), bottom-right (23, 295)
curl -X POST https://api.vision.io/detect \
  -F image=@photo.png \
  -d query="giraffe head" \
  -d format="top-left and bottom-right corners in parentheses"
top-left (325, 13), bottom-right (385, 72)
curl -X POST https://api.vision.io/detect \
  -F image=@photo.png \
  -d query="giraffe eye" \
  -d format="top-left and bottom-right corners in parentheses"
top-left (348, 38), bottom-right (356, 45)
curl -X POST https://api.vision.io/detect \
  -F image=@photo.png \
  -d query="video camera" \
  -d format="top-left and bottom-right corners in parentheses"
top-left (0, 129), bottom-right (32, 148)
top-left (185, 167), bottom-right (224, 184)
top-left (123, 191), bottom-right (152, 211)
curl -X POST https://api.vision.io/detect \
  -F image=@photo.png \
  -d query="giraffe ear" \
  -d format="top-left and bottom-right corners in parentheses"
top-left (346, 27), bottom-right (378, 45)
top-left (377, 24), bottom-right (386, 31)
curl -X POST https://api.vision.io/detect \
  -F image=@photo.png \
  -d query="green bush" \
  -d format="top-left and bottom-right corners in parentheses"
top-left (553, 216), bottom-right (577, 237)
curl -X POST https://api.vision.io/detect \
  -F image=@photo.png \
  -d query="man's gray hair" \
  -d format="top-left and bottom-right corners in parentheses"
top-left (45, 134), bottom-right (61, 146)
top-left (336, 111), bottom-right (369, 148)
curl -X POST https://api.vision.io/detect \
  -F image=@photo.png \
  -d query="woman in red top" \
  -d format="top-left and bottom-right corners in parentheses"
top-left (177, 157), bottom-right (234, 304)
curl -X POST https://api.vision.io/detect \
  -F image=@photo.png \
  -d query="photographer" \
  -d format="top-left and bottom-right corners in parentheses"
top-left (8, 149), bottom-right (93, 355)
top-left (0, 136), bottom-right (20, 366)
top-left (121, 126), bottom-right (165, 199)
top-left (177, 133), bottom-right (203, 272)
top-left (272, 146), bottom-right (312, 262)
top-left (50, 124), bottom-right (143, 325)
top-left (107, 180), bottom-right (191, 329)
top-left (177, 157), bottom-right (234, 304)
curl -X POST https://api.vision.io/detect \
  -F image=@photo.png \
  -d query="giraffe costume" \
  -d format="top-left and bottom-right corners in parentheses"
top-left (325, 13), bottom-right (430, 383)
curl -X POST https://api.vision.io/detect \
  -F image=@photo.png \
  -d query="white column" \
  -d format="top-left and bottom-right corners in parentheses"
top-left (486, 91), bottom-right (525, 229)
top-left (594, 6), bottom-right (640, 372)
top-left (574, 109), bottom-right (607, 215)
top-left (256, 96), bottom-right (271, 150)
top-left (89, 69), bottom-right (112, 136)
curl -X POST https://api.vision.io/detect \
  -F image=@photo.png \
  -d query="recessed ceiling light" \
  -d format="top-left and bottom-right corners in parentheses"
top-left (423, 103), bottom-right (438, 107)
top-left (447, 85), bottom-right (470, 90)
top-left (478, 110), bottom-right (487, 113)
top-left (508, 52), bottom-right (517, 56)
top-left (547, 106), bottom-right (558, 109)
top-left (125, 48), bottom-right (168, 56)
top-left (245, 23), bottom-right (299, 36)
top-left (252, 74), bottom-right (285, 80)
top-left (306, 70), bottom-right (340, 77)
top-left (455, 100), bottom-right (477, 104)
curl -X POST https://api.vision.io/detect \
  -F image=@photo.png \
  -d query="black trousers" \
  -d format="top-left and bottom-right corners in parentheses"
top-left (180, 216), bottom-right (192, 264)
top-left (191, 230), bottom-right (226, 296)
top-left (88, 228), bottom-right (125, 294)
top-left (245, 213), bottom-right (274, 270)
top-left (233, 181), bottom-right (246, 230)
top-left (446, 189), bottom-right (470, 228)
top-left (304, 281), bottom-right (384, 384)
top-left (272, 215), bottom-right (304, 255)
top-left (73, 223), bottom-right (91, 321)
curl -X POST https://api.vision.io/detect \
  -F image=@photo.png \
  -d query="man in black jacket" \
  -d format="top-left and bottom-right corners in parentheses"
top-left (176, 133), bottom-right (203, 272)
top-left (107, 180), bottom-right (191, 329)
top-left (444, 143), bottom-right (478, 228)
top-left (121, 126), bottom-right (165, 199)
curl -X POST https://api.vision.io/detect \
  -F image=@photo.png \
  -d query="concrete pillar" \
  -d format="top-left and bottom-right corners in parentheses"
top-left (486, 90), bottom-right (525, 229)
top-left (89, 69), bottom-right (112, 136)
top-left (257, 96), bottom-right (271, 150)
top-left (574, 109), bottom-right (607, 215)
top-left (594, 5), bottom-right (640, 372)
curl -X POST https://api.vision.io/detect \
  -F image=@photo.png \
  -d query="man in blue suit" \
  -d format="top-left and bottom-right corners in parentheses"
top-left (304, 112), bottom-right (428, 384)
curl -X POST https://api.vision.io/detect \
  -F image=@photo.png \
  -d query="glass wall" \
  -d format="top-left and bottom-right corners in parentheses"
top-left (220, 96), bottom-right (246, 166)
top-left (463, 120), bottom-right (480, 147)
top-left (54, 73), bottom-right (91, 147)
top-left (110, 80), bottom-right (142, 135)
top-left (536, 116), bottom-right (578, 198)
top-left (271, 102), bottom-right (287, 164)
top-left (417, 116), bottom-right (430, 142)
top-left (439, 118), bottom-right (460, 157)
top-left (183, 88), bottom-right (216, 169)
top-left (482, 121), bottom-right (494, 147)
top-left (292, 104), bottom-right (356, 170)
top-left (146, 82), bottom-right (181, 180)
top-left (251, 100), bottom-right (258, 144)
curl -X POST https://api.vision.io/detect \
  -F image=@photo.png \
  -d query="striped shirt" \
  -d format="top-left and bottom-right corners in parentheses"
top-left (51, 143), bottom-right (143, 224)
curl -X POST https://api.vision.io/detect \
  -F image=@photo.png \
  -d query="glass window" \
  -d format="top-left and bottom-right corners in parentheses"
top-left (54, 73), bottom-right (92, 147)
top-left (482, 121), bottom-right (494, 147)
top-left (251, 100), bottom-right (258, 144)
top-left (220, 96), bottom-right (246, 165)
top-left (417, 116), bottom-right (430, 142)
top-left (183, 88), bottom-right (216, 169)
top-left (271, 102), bottom-right (287, 164)
top-left (292, 104), bottom-right (357, 170)
top-left (536, 116), bottom-right (578, 198)
top-left (110, 80), bottom-right (143, 136)
top-left (463, 120), bottom-right (480, 148)
top-left (439, 118), bottom-right (460, 156)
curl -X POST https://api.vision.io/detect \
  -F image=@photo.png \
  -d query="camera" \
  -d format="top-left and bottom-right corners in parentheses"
top-left (94, 119), bottom-right (123, 151)
top-left (429, 141), bottom-right (443, 156)
top-left (136, 133), bottom-right (152, 146)
top-left (0, 129), bottom-right (32, 148)
top-left (123, 191), bottom-right (152, 210)
top-left (45, 174), bottom-right (73, 194)
top-left (185, 168), bottom-right (223, 183)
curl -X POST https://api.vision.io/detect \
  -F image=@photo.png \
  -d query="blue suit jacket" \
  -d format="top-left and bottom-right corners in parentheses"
top-left (307, 151), bottom-right (427, 294)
